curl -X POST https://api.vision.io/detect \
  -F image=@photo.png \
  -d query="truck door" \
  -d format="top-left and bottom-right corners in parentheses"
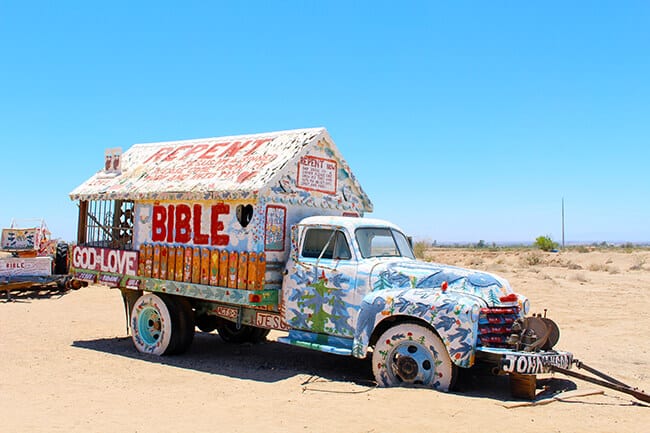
top-left (282, 227), bottom-right (359, 338)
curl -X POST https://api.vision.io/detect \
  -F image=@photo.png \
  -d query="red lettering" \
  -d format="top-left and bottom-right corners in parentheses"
top-left (219, 140), bottom-right (251, 158)
top-left (152, 206), bottom-right (167, 241)
top-left (237, 171), bottom-right (256, 183)
top-left (210, 203), bottom-right (230, 246)
top-left (244, 138), bottom-right (272, 156)
top-left (166, 205), bottom-right (175, 243)
top-left (144, 147), bottom-right (173, 164)
top-left (149, 203), bottom-right (232, 246)
top-left (193, 204), bottom-right (209, 245)
top-left (163, 145), bottom-right (193, 162)
top-left (198, 142), bottom-right (230, 159)
top-left (175, 204), bottom-right (192, 243)
top-left (181, 144), bottom-right (209, 160)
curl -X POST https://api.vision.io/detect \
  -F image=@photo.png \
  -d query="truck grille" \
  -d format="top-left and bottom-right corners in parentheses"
top-left (477, 307), bottom-right (519, 348)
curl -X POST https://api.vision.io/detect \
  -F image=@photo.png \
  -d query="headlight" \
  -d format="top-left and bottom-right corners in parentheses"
top-left (521, 298), bottom-right (530, 315)
top-left (470, 304), bottom-right (480, 323)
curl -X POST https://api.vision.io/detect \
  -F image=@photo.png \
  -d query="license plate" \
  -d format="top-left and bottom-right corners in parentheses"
top-left (502, 352), bottom-right (573, 374)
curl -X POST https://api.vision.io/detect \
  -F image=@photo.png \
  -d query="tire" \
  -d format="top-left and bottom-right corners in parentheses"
top-left (172, 296), bottom-right (195, 354)
top-left (216, 321), bottom-right (269, 343)
top-left (195, 314), bottom-right (219, 333)
top-left (54, 242), bottom-right (69, 275)
top-left (249, 327), bottom-right (271, 343)
top-left (130, 293), bottom-right (194, 355)
top-left (372, 323), bottom-right (457, 391)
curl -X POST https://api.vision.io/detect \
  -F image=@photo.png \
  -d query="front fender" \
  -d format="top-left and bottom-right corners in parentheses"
top-left (352, 288), bottom-right (482, 368)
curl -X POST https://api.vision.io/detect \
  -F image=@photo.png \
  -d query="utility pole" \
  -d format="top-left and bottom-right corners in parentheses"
top-left (562, 197), bottom-right (565, 248)
top-left (562, 197), bottom-right (564, 248)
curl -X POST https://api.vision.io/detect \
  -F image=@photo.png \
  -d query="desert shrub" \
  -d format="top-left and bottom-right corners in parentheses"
top-left (570, 272), bottom-right (589, 283)
top-left (630, 256), bottom-right (647, 271)
top-left (412, 241), bottom-right (429, 259)
top-left (534, 235), bottom-right (558, 252)
top-left (575, 246), bottom-right (590, 253)
top-left (466, 257), bottom-right (484, 267)
top-left (523, 251), bottom-right (543, 266)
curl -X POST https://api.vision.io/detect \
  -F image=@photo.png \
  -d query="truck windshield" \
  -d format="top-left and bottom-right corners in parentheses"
top-left (355, 227), bottom-right (415, 259)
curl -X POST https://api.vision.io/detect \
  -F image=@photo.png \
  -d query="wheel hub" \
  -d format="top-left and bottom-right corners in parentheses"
top-left (139, 308), bottom-right (161, 345)
top-left (395, 354), bottom-right (419, 381)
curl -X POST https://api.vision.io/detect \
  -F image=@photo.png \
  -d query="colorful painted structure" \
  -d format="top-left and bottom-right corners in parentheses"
top-left (0, 219), bottom-right (82, 295)
top-left (69, 127), bottom-right (572, 394)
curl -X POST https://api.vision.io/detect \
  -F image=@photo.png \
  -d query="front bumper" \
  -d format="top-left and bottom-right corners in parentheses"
top-left (475, 346), bottom-right (573, 375)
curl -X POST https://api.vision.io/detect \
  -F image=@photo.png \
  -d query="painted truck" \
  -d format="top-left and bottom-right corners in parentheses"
top-left (69, 127), bottom-right (572, 391)
top-left (1, 219), bottom-right (85, 296)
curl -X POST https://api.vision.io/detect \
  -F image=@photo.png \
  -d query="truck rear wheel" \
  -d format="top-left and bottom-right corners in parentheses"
top-left (130, 293), bottom-right (194, 355)
top-left (216, 321), bottom-right (270, 343)
top-left (195, 313), bottom-right (219, 333)
top-left (372, 323), bottom-right (457, 391)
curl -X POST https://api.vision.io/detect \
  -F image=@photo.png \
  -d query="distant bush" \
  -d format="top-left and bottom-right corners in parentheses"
top-left (534, 235), bottom-right (559, 252)
top-left (523, 251), bottom-right (543, 266)
top-left (413, 241), bottom-right (429, 259)
top-left (630, 256), bottom-right (646, 271)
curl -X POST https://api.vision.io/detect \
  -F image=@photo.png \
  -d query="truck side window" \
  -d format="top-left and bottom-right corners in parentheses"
top-left (301, 228), bottom-right (351, 260)
top-left (355, 227), bottom-right (414, 259)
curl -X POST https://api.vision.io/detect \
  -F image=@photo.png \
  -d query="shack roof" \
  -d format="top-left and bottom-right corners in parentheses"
top-left (69, 127), bottom-right (373, 212)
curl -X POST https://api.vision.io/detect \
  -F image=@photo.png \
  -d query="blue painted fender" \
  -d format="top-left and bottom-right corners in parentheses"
top-left (352, 288), bottom-right (482, 368)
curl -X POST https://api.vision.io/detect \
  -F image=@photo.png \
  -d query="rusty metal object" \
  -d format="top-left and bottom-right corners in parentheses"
top-left (550, 361), bottom-right (650, 404)
top-left (541, 317), bottom-right (560, 350)
top-left (507, 315), bottom-right (560, 352)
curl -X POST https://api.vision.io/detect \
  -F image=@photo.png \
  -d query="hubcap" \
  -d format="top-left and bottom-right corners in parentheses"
top-left (389, 342), bottom-right (435, 385)
top-left (138, 307), bottom-right (162, 346)
top-left (395, 354), bottom-right (419, 380)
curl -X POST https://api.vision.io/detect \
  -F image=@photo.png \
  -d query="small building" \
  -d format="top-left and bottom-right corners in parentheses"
top-left (69, 127), bottom-right (372, 289)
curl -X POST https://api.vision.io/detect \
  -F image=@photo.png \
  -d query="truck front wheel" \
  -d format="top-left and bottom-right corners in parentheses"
top-left (130, 293), bottom-right (194, 355)
top-left (372, 323), bottom-right (457, 391)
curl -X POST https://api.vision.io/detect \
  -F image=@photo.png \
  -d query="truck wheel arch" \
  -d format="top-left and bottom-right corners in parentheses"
top-left (368, 314), bottom-right (474, 370)
top-left (369, 315), bottom-right (434, 349)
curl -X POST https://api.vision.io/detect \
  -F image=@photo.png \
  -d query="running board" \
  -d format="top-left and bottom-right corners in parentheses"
top-left (276, 330), bottom-right (352, 356)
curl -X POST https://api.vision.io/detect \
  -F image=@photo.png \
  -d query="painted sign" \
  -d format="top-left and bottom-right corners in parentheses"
top-left (255, 311), bottom-right (291, 330)
top-left (501, 353), bottom-right (573, 374)
top-left (297, 156), bottom-right (337, 194)
top-left (264, 205), bottom-right (286, 251)
top-left (1, 228), bottom-right (40, 250)
top-left (140, 138), bottom-right (275, 184)
top-left (105, 147), bottom-right (122, 173)
top-left (151, 203), bottom-right (230, 245)
top-left (214, 305), bottom-right (239, 320)
top-left (72, 246), bottom-right (139, 276)
top-left (0, 257), bottom-right (52, 277)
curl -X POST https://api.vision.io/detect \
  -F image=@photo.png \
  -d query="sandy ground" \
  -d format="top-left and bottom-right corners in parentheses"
top-left (1, 248), bottom-right (649, 433)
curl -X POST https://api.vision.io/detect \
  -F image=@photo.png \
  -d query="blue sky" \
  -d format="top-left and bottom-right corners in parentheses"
top-left (1, 1), bottom-right (648, 244)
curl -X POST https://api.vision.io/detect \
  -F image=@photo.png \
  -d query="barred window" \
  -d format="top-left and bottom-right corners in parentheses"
top-left (78, 200), bottom-right (134, 250)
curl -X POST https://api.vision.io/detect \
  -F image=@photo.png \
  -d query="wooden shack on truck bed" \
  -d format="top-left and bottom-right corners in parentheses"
top-left (69, 127), bottom-right (372, 303)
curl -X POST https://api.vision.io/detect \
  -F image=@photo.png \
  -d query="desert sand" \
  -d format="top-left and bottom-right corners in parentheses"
top-left (1, 248), bottom-right (649, 432)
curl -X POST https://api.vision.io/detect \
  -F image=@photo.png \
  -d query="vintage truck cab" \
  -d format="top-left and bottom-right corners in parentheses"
top-left (279, 215), bottom-right (572, 390)
top-left (68, 127), bottom-right (571, 392)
